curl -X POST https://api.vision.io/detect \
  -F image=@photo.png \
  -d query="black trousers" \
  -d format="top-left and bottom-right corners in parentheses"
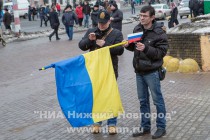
top-left (49, 27), bottom-right (59, 39)
top-left (78, 18), bottom-right (83, 26)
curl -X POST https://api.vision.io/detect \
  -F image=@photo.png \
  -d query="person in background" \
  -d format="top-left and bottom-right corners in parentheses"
top-left (28, 6), bottom-right (32, 21)
top-left (0, 8), bottom-right (3, 27)
top-left (56, 3), bottom-right (61, 16)
top-left (82, 1), bottom-right (91, 28)
top-left (168, 2), bottom-right (178, 28)
top-left (48, 6), bottom-right (60, 41)
top-left (91, 4), bottom-right (99, 27)
top-left (44, 5), bottom-right (50, 26)
top-left (131, 0), bottom-right (136, 14)
top-left (32, 7), bottom-right (37, 21)
top-left (79, 10), bottom-right (124, 134)
top-left (62, 5), bottom-right (78, 41)
top-left (189, 0), bottom-right (194, 18)
top-left (40, 6), bottom-right (46, 27)
top-left (75, 3), bottom-right (84, 27)
top-left (109, 1), bottom-right (123, 31)
top-left (123, 5), bottom-right (168, 139)
top-left (3, 8), bottom-right (12, 33)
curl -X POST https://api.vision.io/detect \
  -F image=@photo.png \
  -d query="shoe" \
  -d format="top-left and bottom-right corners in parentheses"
top-left (49, 36), bottom-right (51, 41)
top-left (56, 38), bottom-right (60, 40)
top-left (132, 128), bottom-right (150, 137)
top-left (108, 126), bottom-right (117, 135)
top-left (152, 128), bottom-right (166, 139)
top-left (91, 125), bottom-right (100, 134)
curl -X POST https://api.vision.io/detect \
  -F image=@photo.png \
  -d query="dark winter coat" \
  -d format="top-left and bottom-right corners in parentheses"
top-left (126, 21), bottom-right (168, 74)
top-left (62, 11), bottom-right (78, 26)
top-left (3, 12), bottom-right (12, 26)
top-left (91, 9), bottom-right (99, 26)
top-left (82, 4), bottom-right (91, 15)
top-left (168, 7), bottom-right (179, 28)
top-left (49, 11), bottom-right (60, 29)
top-left (78, 26), bottom-right (124, 78)
top-left (110, 9), bottom-right (123, 31)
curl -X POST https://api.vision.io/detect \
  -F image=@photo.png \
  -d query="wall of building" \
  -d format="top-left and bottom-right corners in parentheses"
top-left (167, 33), bottom-right (210, 72)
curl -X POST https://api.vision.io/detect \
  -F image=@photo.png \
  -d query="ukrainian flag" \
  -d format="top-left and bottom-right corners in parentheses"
top-left (48, 47), bottom-right (124, 127)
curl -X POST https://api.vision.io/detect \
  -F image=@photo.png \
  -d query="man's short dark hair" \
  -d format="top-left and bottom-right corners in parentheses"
top-left (140, 6), bottom-right (155, 17)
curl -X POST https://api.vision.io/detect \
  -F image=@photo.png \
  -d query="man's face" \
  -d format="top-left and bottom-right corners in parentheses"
top-left (110, 5), bottom-right (115, 10)
top-left (98, 21), bottom-right (110, 31)
top-left (139, 11), bottom-right (155, 26)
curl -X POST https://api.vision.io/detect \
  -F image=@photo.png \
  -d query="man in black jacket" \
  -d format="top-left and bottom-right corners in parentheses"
top-left (49, 6), bottom-right (60, 41)
top-left (109, 2), bottom-right (123, 31)
top-left (79, 10), bottom-right (124, 135)
top-left (124, 6), bottom-right (168, 139)
top-left (91, 4), bottom-right (99, 27)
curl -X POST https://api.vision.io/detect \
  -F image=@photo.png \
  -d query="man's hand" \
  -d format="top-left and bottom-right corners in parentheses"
top-left (122, 40), bottom-right (129, 47)
top-left (88, 33), bottom-right (96, 41)
top-left (96, 39), bottom-right (105, 47)
top-left (135, 42), bottom-right (145, 51)
top-left (110, 17), bottom-right (114, 21)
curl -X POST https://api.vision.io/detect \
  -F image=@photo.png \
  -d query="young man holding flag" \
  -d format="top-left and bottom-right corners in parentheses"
top-left (78, 10), bottom-right (124, 135)
top-left (124, 6), bottom-right (168, 139)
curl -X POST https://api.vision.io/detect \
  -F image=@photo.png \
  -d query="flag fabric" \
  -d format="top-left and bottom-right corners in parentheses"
top-left (51, 47), bottom-right (124, 127)
top-left (127, 32), bottom-right (143, 43)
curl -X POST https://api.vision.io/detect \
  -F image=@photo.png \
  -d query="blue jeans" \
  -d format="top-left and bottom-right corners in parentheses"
top-left (94, 117), bottom-right (117, 126)
top-left (136, 71), bottom-right (166, 130)
top-left (83, 14), bottom-right (89, 28)
top-left (65, 26), bottom-right (73, 40)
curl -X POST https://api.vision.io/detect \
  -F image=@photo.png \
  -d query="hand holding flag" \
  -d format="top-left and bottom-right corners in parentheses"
top-left (127, 32), bottom-right (143, 44)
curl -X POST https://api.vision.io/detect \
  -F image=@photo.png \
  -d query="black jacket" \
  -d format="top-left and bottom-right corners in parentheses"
top-left (79, 26), bottom-right (124, 78)
top-left (82, 4), bottom-right (91, 15)
top-left (126, 21), bottom-right (168, 74)
top-left (91, 9), bottom-right (99, 26)
top-left (110, 9), bottom-right (123, 31)
top-left (49, 11), bottom-right (60, 29)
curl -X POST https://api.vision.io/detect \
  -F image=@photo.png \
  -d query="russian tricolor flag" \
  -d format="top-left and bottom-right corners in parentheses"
top-left (127, 32), bottom-right (143, 43)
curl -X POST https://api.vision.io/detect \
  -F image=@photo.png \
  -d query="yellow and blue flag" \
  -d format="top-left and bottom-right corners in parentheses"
top-left (45, 47), bottom-right (124, 127)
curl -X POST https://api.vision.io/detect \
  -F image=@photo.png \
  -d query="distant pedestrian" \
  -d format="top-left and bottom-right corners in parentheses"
top-left (168, 2), bottom-right (179, 28)
top-left (62, 5), bottom-right (78, 41)
top-left (192, 0), bottom-right (199, 17)
top-left (3, 8), bottom-right (12, 33)
top-left (28, 6), bottom-right (32, 21)
top-left (110, 1), bottom-right (123, 31)
top-left (91, 4), bottom-right (99, 27)
top-left (75, 3), bottom-right (83, 27)
top-left (44, 5), bottom-right (50, 26)
top-left (48, 6), bottom-right (60, 41)
top-left (82, 1), bottom-right (91, 28)
top-left (40, 6), bottom-right (46, 27)
top-left (131, 0), bottom-right (136, 14)
top-left (32, 7), bottom-right (37, 21)
top-left (189, 0), bottom-right (194, 17)
top-left (56, 3), bottom-right (61, 16)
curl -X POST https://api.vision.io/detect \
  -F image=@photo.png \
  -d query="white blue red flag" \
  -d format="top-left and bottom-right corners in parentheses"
top-left (127, 32), bottom-right (143, 43)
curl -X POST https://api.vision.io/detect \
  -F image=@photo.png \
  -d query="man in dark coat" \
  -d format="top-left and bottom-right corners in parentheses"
top-left (91, 4), bottom-right (99, 27)
top-left (3, 8), bottom-right (12, 32)
top-left (82, 1), bottom-right (91, 28)
top-left (124, 6), bottom-right (168, 139)
top-left (79, 10), bottom-right (124, 135)
top-left (48, 6), bottom-right (60, 41)
top-left (109, 2), bottom-right (123, 31)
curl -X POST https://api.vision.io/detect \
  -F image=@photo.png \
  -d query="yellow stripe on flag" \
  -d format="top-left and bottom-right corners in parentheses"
top-left (83, 47), bottom-right (124, 123)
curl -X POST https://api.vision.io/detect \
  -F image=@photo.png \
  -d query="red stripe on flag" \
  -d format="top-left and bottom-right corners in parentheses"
top-left (128, 38), bottom-right (142, 43)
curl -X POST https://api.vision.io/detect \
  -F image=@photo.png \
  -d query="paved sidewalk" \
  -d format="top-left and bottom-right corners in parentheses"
top-left (0, 17), bottom-right (209, 140)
